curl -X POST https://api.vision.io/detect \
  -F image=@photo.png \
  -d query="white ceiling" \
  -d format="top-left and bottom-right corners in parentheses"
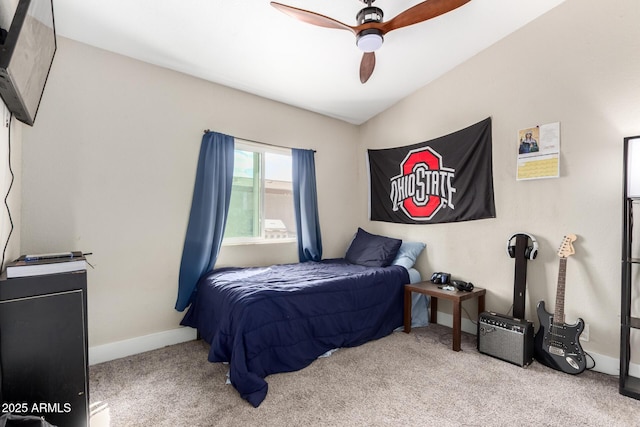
top-left (52, 0), bottom-right (566, 125)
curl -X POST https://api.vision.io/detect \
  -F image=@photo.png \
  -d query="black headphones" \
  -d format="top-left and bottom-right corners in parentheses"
top-left (506, 232), bottom-right (538, 260)
top-left (452, 280), bottom-right (474, 292)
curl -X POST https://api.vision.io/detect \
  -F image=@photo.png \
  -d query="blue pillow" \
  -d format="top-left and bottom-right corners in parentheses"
top-left (345, 228), bottom-right (402, 267)
top-left (392, 241), bottom-right (426, 269)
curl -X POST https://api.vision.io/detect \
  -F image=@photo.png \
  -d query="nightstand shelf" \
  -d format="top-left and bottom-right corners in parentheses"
top-left (403, 281), bottom-right (485, 352)
top-left (621, 375), bottom-right (640, 399)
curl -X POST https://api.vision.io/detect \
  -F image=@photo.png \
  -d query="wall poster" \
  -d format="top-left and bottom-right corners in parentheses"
top-left (516, 122), bottom-right (560, 180)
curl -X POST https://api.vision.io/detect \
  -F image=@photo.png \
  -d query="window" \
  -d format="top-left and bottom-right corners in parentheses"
top-left (223, 141), bottom-right (297, 244)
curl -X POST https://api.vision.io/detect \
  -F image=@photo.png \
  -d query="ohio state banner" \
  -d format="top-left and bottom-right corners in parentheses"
top-left (368, 117), bottom-right (495, 224)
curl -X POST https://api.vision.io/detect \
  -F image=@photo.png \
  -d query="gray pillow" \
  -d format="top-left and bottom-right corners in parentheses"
top-left (391, 241), bottom-right (426, 269)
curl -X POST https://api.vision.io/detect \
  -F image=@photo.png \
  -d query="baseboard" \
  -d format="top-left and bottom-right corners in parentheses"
top-left (434, 311), bottom-right (480, 336)
top-left (434, 311), bottom-right (635, 377)
top-left (90, 318), bottom-right (640, 380)
top-left (88, 327), bottom-right (197, 365)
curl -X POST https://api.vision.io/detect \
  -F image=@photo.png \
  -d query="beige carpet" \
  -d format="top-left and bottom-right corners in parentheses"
top-left (89, 325), bottom-right (640, 426)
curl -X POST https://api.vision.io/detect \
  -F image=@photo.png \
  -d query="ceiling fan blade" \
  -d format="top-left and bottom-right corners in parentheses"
top-left (377, 0), bottom-right (471, 34)
top-left (360, 52), bottom-right (376, 84)
top-left (271, 2), bottom-right (356, 34)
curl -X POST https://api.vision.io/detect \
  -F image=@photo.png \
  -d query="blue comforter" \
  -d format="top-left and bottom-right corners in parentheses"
top-left (180, 258), bottom-right (409, 407)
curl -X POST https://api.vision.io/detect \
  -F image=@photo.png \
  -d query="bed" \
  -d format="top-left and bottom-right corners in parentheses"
top-left (180, 229), bottom-right (427, 407)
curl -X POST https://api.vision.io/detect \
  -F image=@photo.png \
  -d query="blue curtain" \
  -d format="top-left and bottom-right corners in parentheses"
top-left (292, 148), bottom-right (322, 262)
top-left (175, 132), bottom-right (234, 311)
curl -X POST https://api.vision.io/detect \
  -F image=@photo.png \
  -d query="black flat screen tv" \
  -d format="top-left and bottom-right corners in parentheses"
top-left (0, 0), bottom-right (56, 126)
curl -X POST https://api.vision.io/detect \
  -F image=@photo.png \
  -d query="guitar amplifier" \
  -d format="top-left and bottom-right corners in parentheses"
top-left (477, 312), bottom-right (534, 367)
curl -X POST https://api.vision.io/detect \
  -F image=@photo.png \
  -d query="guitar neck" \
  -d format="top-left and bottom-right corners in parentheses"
top-left (554, 257), bottom-right (567, 324)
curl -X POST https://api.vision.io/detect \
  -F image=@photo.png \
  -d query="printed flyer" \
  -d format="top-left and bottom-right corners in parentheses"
top-left (516, 122), bottom-right (560, 180)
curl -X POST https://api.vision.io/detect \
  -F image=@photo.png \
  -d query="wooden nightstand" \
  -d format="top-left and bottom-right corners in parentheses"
top-left (403, 281), bottom-right (486, 351)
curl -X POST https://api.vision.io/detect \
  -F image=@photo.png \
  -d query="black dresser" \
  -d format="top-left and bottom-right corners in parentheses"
top-left (0, 270), bottom-right (89, 426)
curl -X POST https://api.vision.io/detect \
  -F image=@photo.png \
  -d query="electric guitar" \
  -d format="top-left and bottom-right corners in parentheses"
top-left (534, 234), bottom-right (586, 374)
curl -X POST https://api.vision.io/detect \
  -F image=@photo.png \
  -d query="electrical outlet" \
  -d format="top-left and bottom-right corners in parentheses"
top-left (580, 323), bottom-right (590, 342)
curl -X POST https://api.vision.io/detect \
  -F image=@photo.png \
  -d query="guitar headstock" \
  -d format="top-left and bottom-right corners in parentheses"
top-left (557, 234), bottom-right (577, 258)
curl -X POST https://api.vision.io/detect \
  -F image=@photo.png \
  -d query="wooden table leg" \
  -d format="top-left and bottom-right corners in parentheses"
top-left (403, 287), bottom-right (411, 333)
top-left (404, 283), bottom-right (486, 352)
top-left (430, 296), bottom-right (438, 325)
top-left (452, 300), bottom-right (461, 352)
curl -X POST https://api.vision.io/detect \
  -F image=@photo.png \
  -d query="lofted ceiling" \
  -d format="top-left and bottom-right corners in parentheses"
top-left (52, 0), bottom-right (566, 125)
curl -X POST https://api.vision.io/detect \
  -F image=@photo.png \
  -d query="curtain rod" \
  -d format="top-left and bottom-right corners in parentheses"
top-left (203, 129), bottom-right (315, 153)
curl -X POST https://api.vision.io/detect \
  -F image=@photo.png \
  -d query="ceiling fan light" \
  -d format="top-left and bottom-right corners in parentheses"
top-left (356, 30), bottom-right (383, 52)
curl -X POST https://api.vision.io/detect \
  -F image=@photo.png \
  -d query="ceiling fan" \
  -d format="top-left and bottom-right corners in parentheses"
top-left (271, 0), bottom-right (471, 83)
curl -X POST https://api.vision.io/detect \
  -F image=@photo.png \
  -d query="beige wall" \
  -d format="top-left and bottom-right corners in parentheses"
top-left (18, 0), bottom-right (640, 371)
top-left (0, 104), bottom-right (21, 271)
top-left (358, 0), bottom-right (640, 364)
top-left (0, 2), bottom-right (20, 268)
top-left (20, 37), bottom-right (359, 348)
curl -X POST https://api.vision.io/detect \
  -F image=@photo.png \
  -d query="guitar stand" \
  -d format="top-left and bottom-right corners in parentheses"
top-left (513, 234), bottom-right (530, 320)
top-left (477, 233), bottom-right (536, 367)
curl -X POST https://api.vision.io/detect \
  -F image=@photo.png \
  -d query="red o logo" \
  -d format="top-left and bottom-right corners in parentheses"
top-left (401, 148), bottom-right (442, 220)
